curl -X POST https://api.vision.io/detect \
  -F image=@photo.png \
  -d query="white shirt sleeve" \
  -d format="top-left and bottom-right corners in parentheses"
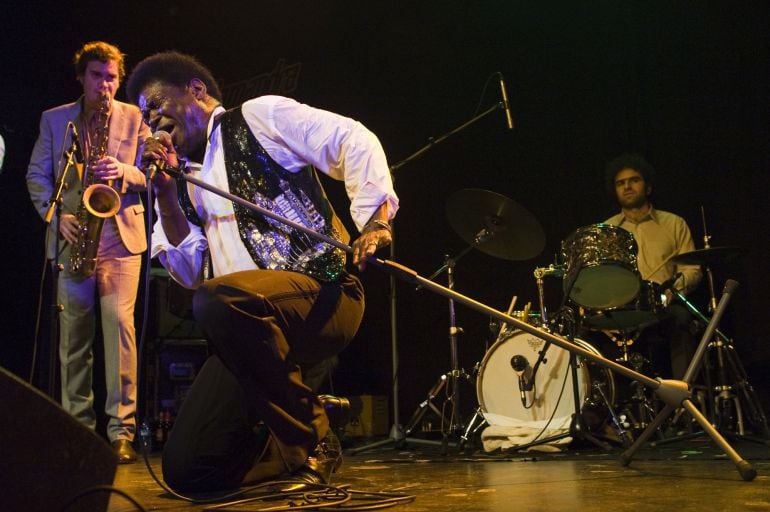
top-left (150, 204), bottom-right (209, 289)
top-left (241, 96), bottom-right (399, 231)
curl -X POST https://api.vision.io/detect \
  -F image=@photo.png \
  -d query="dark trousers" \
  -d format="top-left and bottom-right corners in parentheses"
top-left (162, 269), bottom-right (364, 493)
top-left (639, 302), bottom-right (699, 380)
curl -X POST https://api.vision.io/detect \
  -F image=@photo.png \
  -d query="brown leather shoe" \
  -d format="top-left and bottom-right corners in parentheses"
top-left (112, 439), bottom-right (137, 464)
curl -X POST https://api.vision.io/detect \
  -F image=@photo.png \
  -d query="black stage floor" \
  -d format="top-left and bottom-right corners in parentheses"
top-left (105, 434), bottom-right (770, 512)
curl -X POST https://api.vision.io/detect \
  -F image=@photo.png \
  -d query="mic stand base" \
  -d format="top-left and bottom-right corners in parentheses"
top-left (620, 280), bottom-right (757, 481)
top-left (398, 370), bottom-right (470, 454)
top-left (346, 423), bottom-right (407, 455)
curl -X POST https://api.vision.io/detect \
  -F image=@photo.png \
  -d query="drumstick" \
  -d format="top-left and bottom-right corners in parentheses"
top-left (642, 253), bottom-right (675, 282)
top-left (498, 295), bottom-right (518, 338)
top-left (522, 302), bottom-right (532, 323)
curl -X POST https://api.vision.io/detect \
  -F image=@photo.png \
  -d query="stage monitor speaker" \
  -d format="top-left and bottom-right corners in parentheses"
top-left (0, 366), bottom-right (117, 511)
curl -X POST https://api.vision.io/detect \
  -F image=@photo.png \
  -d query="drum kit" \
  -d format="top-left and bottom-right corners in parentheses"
top-left (403, 188), bottom-right (766, 453)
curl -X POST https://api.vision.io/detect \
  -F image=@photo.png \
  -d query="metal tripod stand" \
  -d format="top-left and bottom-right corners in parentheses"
top-left (603, 330), bottom-right (664, 441)
top-left (402, 246), bottom-right (480, 452)
top-left (656, 287), bottom-right (770, 444)
top-left (348, 79), bottom-right (514, 456)
top-left (620, 279), bottom-right (756, 480)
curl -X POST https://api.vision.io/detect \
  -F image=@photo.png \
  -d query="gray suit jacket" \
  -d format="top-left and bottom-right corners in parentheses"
top-left (27, 98), bottom-right (151, 259)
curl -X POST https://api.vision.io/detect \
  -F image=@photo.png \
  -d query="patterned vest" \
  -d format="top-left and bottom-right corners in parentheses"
top-left (212, 106), bottom-right (348, 281)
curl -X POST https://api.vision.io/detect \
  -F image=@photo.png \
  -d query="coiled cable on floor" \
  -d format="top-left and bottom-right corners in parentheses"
top-left (136, 425), bottom-right (416, 510)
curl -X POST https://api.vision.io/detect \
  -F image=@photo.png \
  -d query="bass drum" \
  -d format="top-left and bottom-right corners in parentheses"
top-left (477, 330), bottom-right (614, 433)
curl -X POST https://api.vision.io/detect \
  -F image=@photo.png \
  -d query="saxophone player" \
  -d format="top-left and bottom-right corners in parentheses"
top-left (26, 41), bottom-right (150, 463)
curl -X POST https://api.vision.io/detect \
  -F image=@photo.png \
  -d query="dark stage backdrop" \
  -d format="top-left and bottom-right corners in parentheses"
top-left (1, 1), bottom-right (769, 425)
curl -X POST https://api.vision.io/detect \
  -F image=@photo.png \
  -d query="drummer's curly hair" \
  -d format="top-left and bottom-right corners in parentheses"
top-left (604, 153), bottom-right (656, 195)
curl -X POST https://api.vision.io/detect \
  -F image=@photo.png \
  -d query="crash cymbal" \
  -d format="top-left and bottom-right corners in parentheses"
top-left (670, 246), bottom-right (744, 266)
top-left (446, 188), bottom-right (545, 261)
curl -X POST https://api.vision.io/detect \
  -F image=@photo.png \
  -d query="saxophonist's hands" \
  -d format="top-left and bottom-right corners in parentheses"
top-left (93, 156), bottom-right (125, 181)
top-left (59, 213), bottom-right (79, 245)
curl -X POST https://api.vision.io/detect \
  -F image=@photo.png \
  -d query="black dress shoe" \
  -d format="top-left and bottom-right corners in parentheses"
top-left (295, 430), bottom-right (343, 485)
top-left (112, 439), bottom-right (137, 464)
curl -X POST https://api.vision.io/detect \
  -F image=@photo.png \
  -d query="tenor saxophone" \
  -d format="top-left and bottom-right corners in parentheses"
top-left (69, 93), bottom-right (121, 277)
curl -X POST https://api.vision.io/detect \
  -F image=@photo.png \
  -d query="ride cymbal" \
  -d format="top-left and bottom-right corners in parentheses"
top-left (670, 246), bottom-right (744, 266)
top-left (446, 188), bottom-right (545, 261)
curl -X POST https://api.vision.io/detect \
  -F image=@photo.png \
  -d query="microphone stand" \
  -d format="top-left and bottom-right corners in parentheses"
top-left (655, 286), bottom-right (770, 444)
top-left (351, 100), bottom-right (508, 455)
top-left (40, 132), bottom-right (80, 397)
top-left (159, 167), bottom-right (756, 480)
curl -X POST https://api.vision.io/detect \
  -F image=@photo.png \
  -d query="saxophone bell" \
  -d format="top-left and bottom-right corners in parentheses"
top-left (82, 182), bottom-right (121, 218)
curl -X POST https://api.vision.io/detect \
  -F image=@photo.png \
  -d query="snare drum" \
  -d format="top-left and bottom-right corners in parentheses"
top-left (583, 280), bottom-right (665, 331)
top-left (476, 330), bottom-right (614, 432)
top-left (561, 224), bottom-right (640, 310)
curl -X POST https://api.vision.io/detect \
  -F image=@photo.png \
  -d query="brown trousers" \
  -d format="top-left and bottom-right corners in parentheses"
top-left (162, 270), bottom-right (364, 493)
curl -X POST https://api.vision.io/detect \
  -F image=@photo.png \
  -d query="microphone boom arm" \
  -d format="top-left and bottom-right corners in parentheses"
top-left (389, 102), bottom-right (504, 172)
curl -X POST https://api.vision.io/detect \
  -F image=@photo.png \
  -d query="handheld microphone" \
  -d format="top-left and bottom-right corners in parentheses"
top-left (498, 73), bottom-right (514, 130)
top-left (510, 354), bottom-right (532, 404)
top-left (146, 130), bottom-right (172, 180)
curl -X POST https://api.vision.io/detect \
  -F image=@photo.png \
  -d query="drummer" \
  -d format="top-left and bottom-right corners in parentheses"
top-left (602, 153), bottom-right (702, 380)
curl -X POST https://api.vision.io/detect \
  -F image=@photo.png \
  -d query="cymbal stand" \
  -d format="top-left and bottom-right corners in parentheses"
top-left (404, 243), bottom-right (481, 453)
top-left (350, 79), bottom-right (510, 455)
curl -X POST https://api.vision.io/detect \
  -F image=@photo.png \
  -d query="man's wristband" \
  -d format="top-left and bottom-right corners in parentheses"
top-left (365, 219), bottom-right (392, 233)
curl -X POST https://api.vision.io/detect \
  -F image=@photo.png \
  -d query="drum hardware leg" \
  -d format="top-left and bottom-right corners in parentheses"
top-left (404, 373), bottom-right (447, 434)
top-left (564, 352), bottom-right (614, 450)
top-left (459, 407), bottom-right (487, 452)
top-left (402, 252), bottom-right (478, 453)
top-left (605, 332), bottom-right (662, 441)
top-left (621, 379), bottom-right (665, 440)
top-left (708, 340), bottom-right (770, 444)
top-left (594, 380), bottom-right (634, 448)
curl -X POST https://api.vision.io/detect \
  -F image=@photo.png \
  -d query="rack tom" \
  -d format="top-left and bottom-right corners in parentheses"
top-left (561, 224), bottom-right (640, 310)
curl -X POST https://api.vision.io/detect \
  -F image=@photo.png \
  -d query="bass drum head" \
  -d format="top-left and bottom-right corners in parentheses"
top-left (476, 330), bottom-right (614, 431)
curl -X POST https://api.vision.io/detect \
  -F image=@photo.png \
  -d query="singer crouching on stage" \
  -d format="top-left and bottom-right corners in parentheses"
top-left (126, 51), bottom-right (398, 492)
